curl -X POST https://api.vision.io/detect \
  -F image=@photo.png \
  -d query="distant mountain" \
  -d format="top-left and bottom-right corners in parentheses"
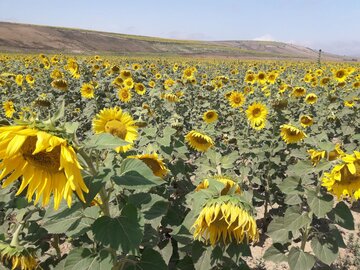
top-left (0, 22), bottom-right (355, 61)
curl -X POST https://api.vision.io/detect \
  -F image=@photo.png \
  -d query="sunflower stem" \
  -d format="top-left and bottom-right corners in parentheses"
top-left (51, 235), bottom-right (62, 259)
top-left (300, 225), bottom-right (309, 251)
top-left (10, 223), bottom-right (23, 247)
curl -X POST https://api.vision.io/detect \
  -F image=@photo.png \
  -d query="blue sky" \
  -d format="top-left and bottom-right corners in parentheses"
top-left (1, 0), bottom-right (359, 56)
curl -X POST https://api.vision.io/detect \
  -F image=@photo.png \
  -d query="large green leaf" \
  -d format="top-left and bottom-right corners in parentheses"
top-left (267, 217), bottom-right (290, 243)
top-left (278, 176), bottom-right (303, 195)
top-left (263, 244), bottom-right (287, 263)
top-left (113, 158), bottom-right (164, 190)
top-left (284, 206), bottom-right (311, 232)
top-left (288, 247), bottom-right (316, 270)
top-left (137, 248), bottom-right (167, 270)
top-left (92, 205), bottom-right (143, 253)
top-left (306, 190), bottom-right (333, 218)
top-left (85, 133), bottom-right (128, 150)
top-left (327, 201), bottom-right (354, 230)
top-left (62, 248), bottom-right (112, 270)
top-left (311, 236), bottom-right (338, 265)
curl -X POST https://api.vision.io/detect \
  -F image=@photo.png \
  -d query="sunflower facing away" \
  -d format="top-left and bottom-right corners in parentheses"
top-left (92, 107), bottom-right (138, 153)
top-left (0, 242), bottom-right (37, 270)
top-left (246, 103), bottom-right (268, 130)
top-left (0, 126), bottom-right (88, 209)
top-left (192, 197), bottom-right (258, 246)
top-left (128, 152), bottom-right (168, 178)
top-left (280, 124), bottom-right (307, 144)
top-left (203, 110), bottom-right (218, 124)
top-left (322, 151), bottom-right (360, 200)
top-left (185, 130), bottom-right (214, 152)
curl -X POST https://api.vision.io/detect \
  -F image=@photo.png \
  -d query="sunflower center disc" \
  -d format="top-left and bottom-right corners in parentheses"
top-left (105, 120), bottom-right (127, 139)
top-left (252, 108), bottom-right (261, 117)
top-left (141, 157), bottom-right (161, 174)
top-left (21, 137), bottom-right (61, 173)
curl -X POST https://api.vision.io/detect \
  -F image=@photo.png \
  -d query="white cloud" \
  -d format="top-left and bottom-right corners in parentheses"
top-left (253, 34), bottom-right (277, 42)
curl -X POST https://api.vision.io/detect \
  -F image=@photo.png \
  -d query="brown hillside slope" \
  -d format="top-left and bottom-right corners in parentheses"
top-left (0, 22), bottom-right (353, 60)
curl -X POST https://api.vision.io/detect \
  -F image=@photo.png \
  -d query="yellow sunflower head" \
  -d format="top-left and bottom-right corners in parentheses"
top-left (3, 101), bottom-right (15, 118)
top-left (118, 88), bottom-right (132, 103)
top-left (246, 102), bottom-right (268, 130)
top-left (195, 176), bottom-right (241, 195)
top-left (185, 130), bottom-right (214, 152)
top-left (333, 68), bottom-right (348, 82)
top-left (308, 149), bottom-right (326, 166)
top-left (280, 124), bottom-right (307, 144)
top-left (123, 78), bottom-right (134, 89)
top-left (228, 92), bottom-right (245, 108)
top-left (0, 242), bottom-right (38, 270)
top-left (92, 107), bottom-right (138, 153)
top-left (203, 110), bottom-right (218, 124)
top-left (322, 151), bottom-right (360, 200)
top-left (305, 93), bottom-right (318, 104)
top-left (51, 79), bottom-right (68, 91)
top-left (134, 83), bottom-right (146, 95)
top-left (192, 197), bottom-right (258, 246)
top-left (120, 69), bottom-right (132, 80)
top-left (128, 152), bottom-right (168, 178)
top-left (148, 80), bottom-right (156, 88)
top-left (15, 74), bottom-right (24, 86)
top-left (292, 87), bottom-right (307, 98)
top-left (299, 115), bottom-right (314, 127)
top-left (80, 83), bottom-right (95, 99)
top-left (0, 126), bottom-right (88, 209)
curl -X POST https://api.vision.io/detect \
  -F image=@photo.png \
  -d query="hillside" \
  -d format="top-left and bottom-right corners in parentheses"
top-left (0, 22), bottom-right (350, 60)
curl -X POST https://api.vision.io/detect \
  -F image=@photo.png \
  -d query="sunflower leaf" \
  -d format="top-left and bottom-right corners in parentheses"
top-left (84, 133), bottom-right (128, 150)
top-left (61, 248), bottom-right (112, 270)
top-left (288, 247), bottom-right (316, 270)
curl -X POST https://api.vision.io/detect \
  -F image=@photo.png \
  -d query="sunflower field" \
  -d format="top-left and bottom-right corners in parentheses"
top-left (0, 53), bottom-right (359, 270)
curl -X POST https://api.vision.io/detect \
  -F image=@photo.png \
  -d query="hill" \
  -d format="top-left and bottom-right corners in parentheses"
top-left (0, 22), bottom-right (352, 60)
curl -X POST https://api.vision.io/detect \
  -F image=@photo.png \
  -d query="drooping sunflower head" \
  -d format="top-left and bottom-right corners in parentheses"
top-left (305, 93), bottom-right (318, 104)
top-left (322, 151), bottom-right (360, 200)
top-left (80, 83), bottom-right (95, 99)
top-left (118, 88), bottom-right (132, 103)
top-left (0, 126), bottom-right (88, 209)
top-left (228, 92), bottom-right (245, 108)
top-left (195, 176), bottom-right (241, 195)
top-left (128, 152), bottom-right (168, 178)
top-left (51, 79), bottom-right (68, 91)
top-left (308, 149), bottom-right (326, 166)
top-left (246, 102), bottom-right (268, 130)
top-left (192, 197), bottom-right (258, 246)
top-left (92, 107), bottom-right (138, 153)
top-left (203, 110), bottom-right (218, 124)
top-left (299, 115), bottom-right (314, 127)
top-left (0, 242), bottom-right (38, 270)
top-left (280, 124), bottom-right (307, 144)
top-left (185, 130), bottom-right (214, 152)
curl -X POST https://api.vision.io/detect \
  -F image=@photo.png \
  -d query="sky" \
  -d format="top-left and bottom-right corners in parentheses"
top-left (0, 0), bottom-right (359, 56)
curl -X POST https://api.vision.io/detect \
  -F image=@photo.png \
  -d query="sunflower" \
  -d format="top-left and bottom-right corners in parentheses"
top-left (164, 78), bottom-right (176, 90)
top-left (50, 69), bottom-right (63, 79)
top-left (305, 93), bottom-right (318, 104)
top-left (280, 124), bottom-right (307, 144)
top-left (128, 153), bottom-right (168, 178)
top-left (228, 92), bottom-right (245, 108)
top-left (123, 78), bottom-right (134, 89)
top-left (322, 151), bottom-right (360, 200)
top-left (256, 71), bottom-right (267, 85)
top-left (185, 130), bottom-right (214, 152)
top-left (132, 63), bottom-right (141, 71)
top-left (0, 242), bottom-right (37, 270)
top-left (162, 93), bottom-right (180, 103)
top-left (203, 110), bottom-right (218, 124)
top-left (320, 77), bottom-right (330, 86)
top-left (195, 176), bottom-right (241, 195)
top-left (3, 101), bottom-right (15, 118)
top-left (0, 126), bottom-right (88, 209)
top-left (244, 73), bottom-right (256, 84)
top-left (148, 80), bottom-right (156, 88)
top-left (344, 100), bottom-right (355, 107)
top-left (92, 107), bottom-right (138, 153)
top-left (308, 149), bottom-right (326, 166)
top-left (333, 68), bottom-right (348, 82)
top-left (192, 197), bottom-right (258, 246)
top-left (118, 88), bottom-right (132, 103)
top-left (299, 115), bottom-right (314, 127)
top-left (80, 83), bottom-right (95, 99)
top-left (134, 83), bottom-right (146, 95)
top-left (15, 74), bottom-right (23, 86)
top-left (292, 87), bottom-right (306, 98)
top-left (246, 103), bottom-right (268, 130)
top-left (112, 76), bottom-right (124, 87)
top-left (51, 79), bottom-right (68, 91)
top-left (25, 75), bottom-right (35, 87)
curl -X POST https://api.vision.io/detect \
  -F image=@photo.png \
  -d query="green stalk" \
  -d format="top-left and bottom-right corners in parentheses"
top-left (10, 223), bottom-right (23, 247)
